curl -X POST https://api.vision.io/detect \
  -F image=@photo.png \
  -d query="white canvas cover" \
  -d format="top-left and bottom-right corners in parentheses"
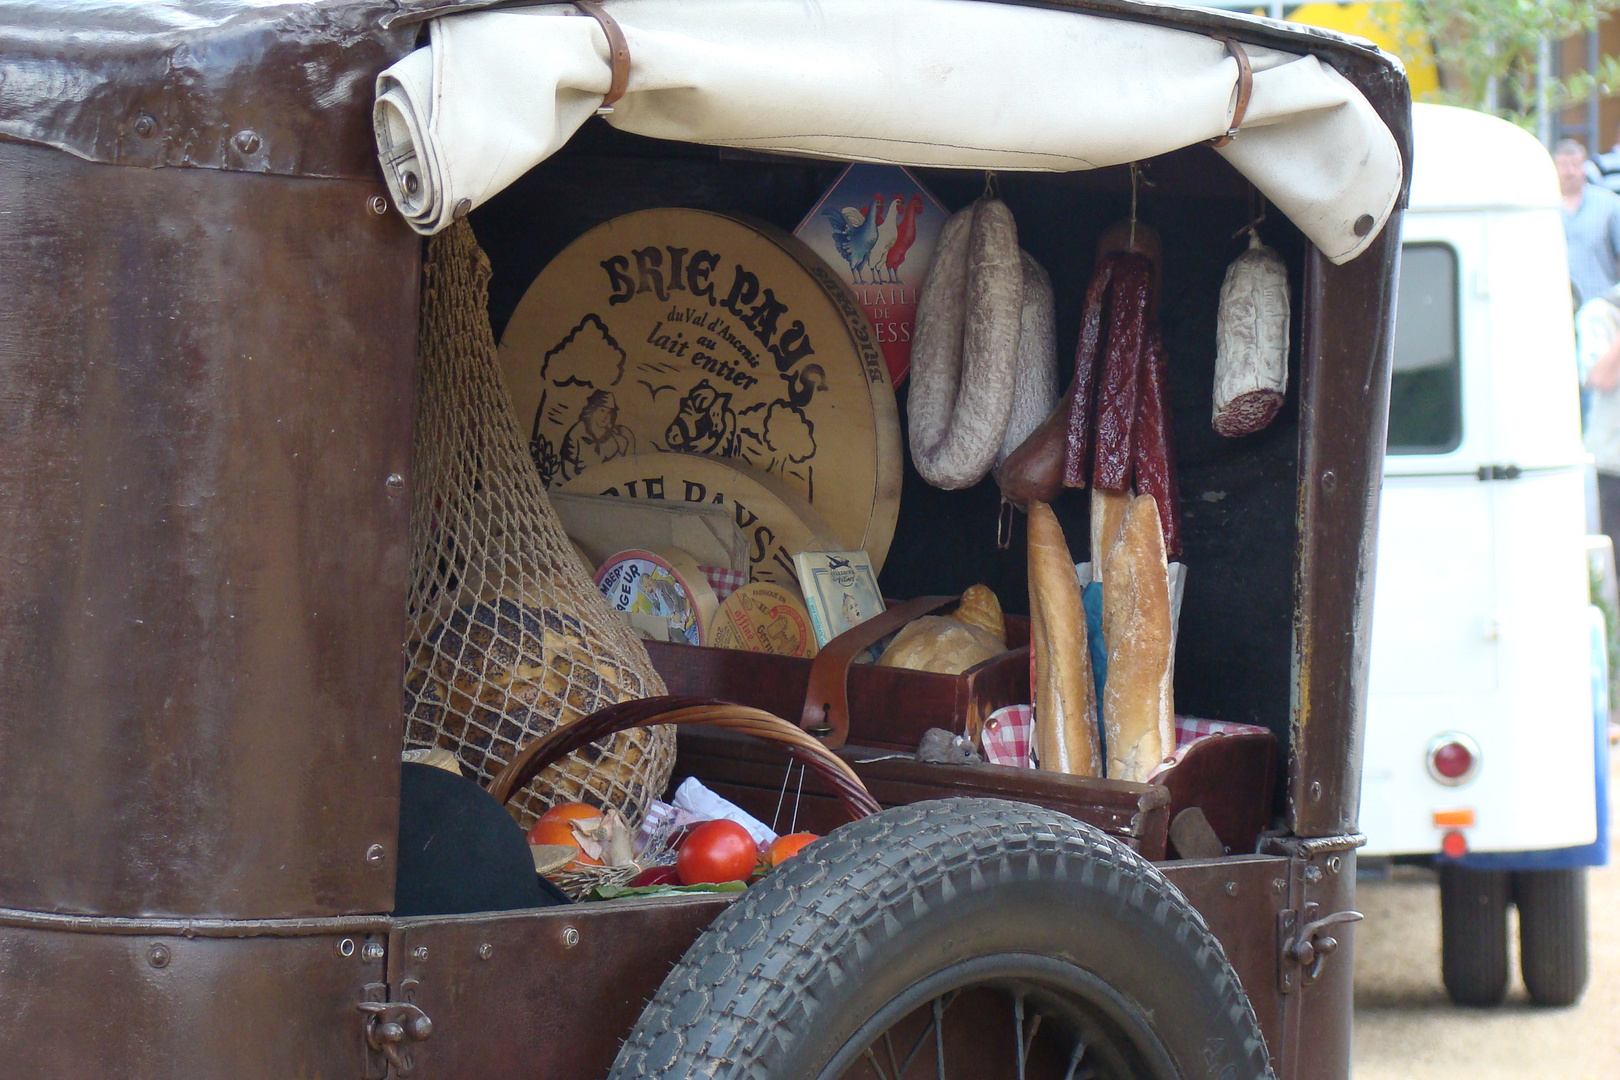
top-left (374, 0), bottom-right (1403, 263)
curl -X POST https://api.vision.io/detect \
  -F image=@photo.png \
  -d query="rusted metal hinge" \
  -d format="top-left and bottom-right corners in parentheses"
top-left (1267, 834), bottom-right (1365, 995)
top-left (358, 979), bottom-right (433, 1078)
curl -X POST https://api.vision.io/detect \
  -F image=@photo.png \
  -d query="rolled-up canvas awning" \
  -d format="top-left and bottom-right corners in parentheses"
top-left (374, 0), bottom-right (1403, 263)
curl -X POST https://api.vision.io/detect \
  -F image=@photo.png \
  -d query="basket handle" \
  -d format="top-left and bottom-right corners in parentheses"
top-left (800, 596), bottom-right (955, 748)
top-left (489, 695), bottom-right (882, 821)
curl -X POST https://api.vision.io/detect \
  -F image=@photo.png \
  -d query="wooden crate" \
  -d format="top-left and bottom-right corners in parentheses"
top-left (647, 595), bottom-right (1029, 750)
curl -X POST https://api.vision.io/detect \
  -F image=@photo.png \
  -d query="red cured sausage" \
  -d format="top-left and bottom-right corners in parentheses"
top-left (1061, 255), bottom-right (1119, 489)
top-left (1133, 326), bottom-right (1182, 559)
top-left (1091, 255), bottom-right (1152, 492)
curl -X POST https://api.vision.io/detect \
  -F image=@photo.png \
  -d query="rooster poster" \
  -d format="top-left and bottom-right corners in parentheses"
top-left (794, 164), bottom-right (948, 387)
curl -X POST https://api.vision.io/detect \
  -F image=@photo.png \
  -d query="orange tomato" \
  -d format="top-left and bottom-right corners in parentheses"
top-left (767, 832), bottom-right (819, 866)
top-left (526, 818), bottom-right (602, 866)
top-left (540, 801), bottom-right (601, 824)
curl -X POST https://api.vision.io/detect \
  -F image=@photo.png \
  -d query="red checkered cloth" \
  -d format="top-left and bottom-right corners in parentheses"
top-left (980, 705), bottom-right (1270, 779)
top-left (700, 566), bottom-right (749, 602)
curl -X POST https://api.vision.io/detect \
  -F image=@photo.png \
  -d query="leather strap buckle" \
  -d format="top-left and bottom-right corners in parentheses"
top-left (1209, 38), bottom-right (1252, 148)
top-left (572, 0), bottom-right (631, 113)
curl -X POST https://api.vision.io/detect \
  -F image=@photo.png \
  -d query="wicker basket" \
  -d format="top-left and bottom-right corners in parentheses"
top-left (492, 696), bottom-right (880, 898)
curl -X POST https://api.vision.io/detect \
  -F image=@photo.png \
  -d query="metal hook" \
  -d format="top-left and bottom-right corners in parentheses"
top-left (984, 171), bottom-right (999, 200)
top-left (1129, 163), bottom-right (1140, 249)
top-left (996, 498), bottom-right (1015, 551)
top-left (1232, 186), bottom-right (1268, 240)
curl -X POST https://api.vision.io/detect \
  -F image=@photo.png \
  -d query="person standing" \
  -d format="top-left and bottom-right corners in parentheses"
top-left (1556, 139), bottom-right (1620, 309)
top-left (1576, 284), bottom-right (1620, 552)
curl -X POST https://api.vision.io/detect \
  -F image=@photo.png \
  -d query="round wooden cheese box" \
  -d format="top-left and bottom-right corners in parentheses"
top-left (499, 208), bottom-right (901, 571)
top-left (558, 452), bottom-right (837, 587)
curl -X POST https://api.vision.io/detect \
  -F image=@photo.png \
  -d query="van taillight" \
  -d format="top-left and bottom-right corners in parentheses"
top-left (1426, 733), bottom-right (1479, 785)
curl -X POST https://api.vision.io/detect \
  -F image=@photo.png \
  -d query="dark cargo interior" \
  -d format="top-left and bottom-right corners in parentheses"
top-left (471, 118), bottom-right (1306, 769)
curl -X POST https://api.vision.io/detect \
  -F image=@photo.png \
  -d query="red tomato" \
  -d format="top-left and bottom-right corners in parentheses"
top-left (767, 832), bottom-right (819, 866)
top-left (627, 865), bottom-right (680, 888)
top-left (676, 819), bottom-right (758, 885)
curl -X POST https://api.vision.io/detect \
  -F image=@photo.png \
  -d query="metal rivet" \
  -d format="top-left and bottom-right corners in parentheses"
top-left (412, 945), bottom-right (429, 961)
top-left (337, 937), bottom-right (356, 958)
top-left (1306, 865), bottom-right (1325, 884)
top-left (362, 941), bottom-right (385, 962)
top-left (133, 113), bottom-right (156, 138)
top-left (1272, 878), bottom-right (1287, 894)
top-left (1309, 781), bottom-right (1323, 802)
top-left (366, 844), bottom-right (387, 864)
top-left (1224, 881), bottom-right (1238, 897)
top-left (369, 195), bottom-right (389, 216)
top-left (1354, 213), bottom-right (1375, 237)
top-left (453, 197), bottom-right (472, 220)
top-left (1320, 470), bottom-right (1336, 492)
top-left (232, 130), bottom-right (261, 154)
top-left (562, 926), bottom-right (580, 949)
top-left (477, 943), bottom-right (494, 961)
top-left (403, 172), bottom-right (421, 196)
top-left (385, 474), bottom-right (405, 497)
top-left (1327, 855), bottom-right (1342, 874)
top-left (148, 943), bottom-right (171, 968)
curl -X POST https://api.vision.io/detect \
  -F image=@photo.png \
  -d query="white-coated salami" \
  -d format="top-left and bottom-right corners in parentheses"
top-left (1213, 233), bottom-right (1289, 437)
top-left (996, 251), bottom-right (1058, 467)
top-left (908, 197), bottom-right (1023, 489)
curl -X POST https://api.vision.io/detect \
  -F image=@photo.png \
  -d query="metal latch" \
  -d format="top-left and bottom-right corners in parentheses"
top-left (358, 979), bottom-right (433, 1077)
top-left (1278, 905), bottom-right (1363, 993)
top-left (1476, 464), bottom-right (1521, 482)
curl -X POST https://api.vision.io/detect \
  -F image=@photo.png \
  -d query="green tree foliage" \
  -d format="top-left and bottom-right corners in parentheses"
top-left (1385, 0), bottom-right (1620, 128)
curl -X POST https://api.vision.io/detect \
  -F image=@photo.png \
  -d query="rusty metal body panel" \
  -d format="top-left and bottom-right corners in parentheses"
top-left (0, 910), bottom-right (389, 1078)
top-left (0, 139), bottom-right (421, 918)
top-left (0, 1), bottom-right (414, 180)
top-left (386, 897), bottom-right (733, 1079)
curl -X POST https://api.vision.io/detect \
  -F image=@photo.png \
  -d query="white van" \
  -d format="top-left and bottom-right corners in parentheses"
top-left (1361, 103), bottom-right (1611, 1007)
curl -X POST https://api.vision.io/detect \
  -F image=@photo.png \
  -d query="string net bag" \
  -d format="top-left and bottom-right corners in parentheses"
top-left (403, 220), bottom-right (673, 830)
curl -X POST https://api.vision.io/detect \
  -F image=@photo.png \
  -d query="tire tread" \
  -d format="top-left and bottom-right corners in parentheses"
top-left (610, 799), bottom-right (1270, 1080)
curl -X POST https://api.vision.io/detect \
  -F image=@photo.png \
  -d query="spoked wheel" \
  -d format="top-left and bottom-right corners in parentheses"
top-left (825, 956), bottom-right (1177, 1080)
top-left (611, 800), bottom-right (1271, 1080)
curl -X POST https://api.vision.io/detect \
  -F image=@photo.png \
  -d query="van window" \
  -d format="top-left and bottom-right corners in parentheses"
top-left (1387, 243), bottom-right (1462, 454)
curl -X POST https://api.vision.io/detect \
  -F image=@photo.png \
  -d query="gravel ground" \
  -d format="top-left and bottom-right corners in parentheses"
top-left (1352, 754), bottom-right (1619, 1080)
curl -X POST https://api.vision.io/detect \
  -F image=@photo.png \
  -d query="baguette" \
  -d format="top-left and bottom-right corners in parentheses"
top-left (1100, 495), bottom-right (1175, 782)
top-left (1027, 501), bottom-right (1100, 777)
top-left (1089, 487), bottom-right (1133, 582)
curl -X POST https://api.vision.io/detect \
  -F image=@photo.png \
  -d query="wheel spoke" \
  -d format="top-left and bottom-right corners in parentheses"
top-left (1061, 1039), bottom-right (1090, 1080)
top-left (863, 1046), bottom-right (892, 1080)
top-left (883, 1031), bottom-right (901, 1080)
top-left (1013, 993), bottom-right (1027, 1080)
top-left (933, 997), bottom-right (947, 1080)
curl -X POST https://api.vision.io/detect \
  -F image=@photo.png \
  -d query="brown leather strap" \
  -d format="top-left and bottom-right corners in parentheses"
top-left (800, 596), bottom-right (955, 748)
top-left (572, 0), bottom-right (631, 110)
top-left (1209, 38), bottom-right (1252, 148)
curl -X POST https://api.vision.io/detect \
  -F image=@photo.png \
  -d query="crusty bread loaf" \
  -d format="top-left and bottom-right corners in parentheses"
top-left (1100, 495), bottom-right (1174, 782)
top-left (877, 616), bottom-right (1002, 675)
top-left (1089, 487), bottom-right (1133, 581)
top-left (1027, 501), bottom-right (1100, 776)
top-left (952, 584), bottom-right (1006, 645)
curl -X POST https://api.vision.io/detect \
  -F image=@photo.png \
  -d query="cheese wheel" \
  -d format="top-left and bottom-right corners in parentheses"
top-left (562, 452), bottom-right (837, 586)
top-left (594, 548), bottom-right (715, 646)
top-left (499, 208), bottom-right (901, 569)
top-left (709, 582), bottom-right (818, 658)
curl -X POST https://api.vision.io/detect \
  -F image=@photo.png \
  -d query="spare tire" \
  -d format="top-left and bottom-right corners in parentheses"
top-left (610, 799), bottom-right (1272, 1080)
